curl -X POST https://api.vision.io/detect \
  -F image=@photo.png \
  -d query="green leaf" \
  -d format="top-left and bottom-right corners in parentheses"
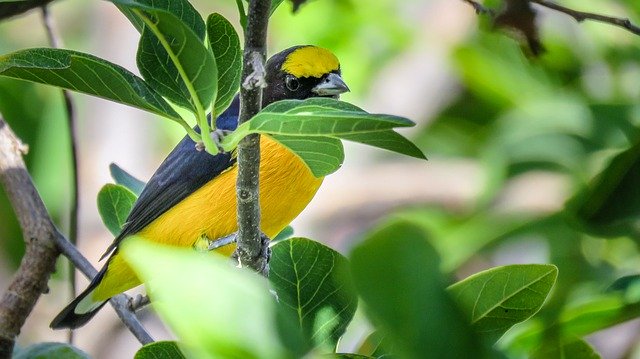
top-left (448, 264), bottom-right (558, 343)
top-left (270, 238), bottom-right (358, 354)
top-left (121, 238), bottom-right (287, 359)
top-left (531, 338), bottom-right (601, 359)
top-left (97, 184), bottom-right (137, 236)
top-left (112, 0), bottom-right (216, 115)
top-left (114, 0), bottom-right (205, 37)
top-left (0, 48), bottom-right (179, 120)
top-left (356, 331), bottom-right (390, 358)
top-left (566, 134), bottom-right (640, 237)
top-left (248, 99), bottom-right (415, 136)
top-left (339, 130), bottom-right (426, 160)
top-left (207, 13), bottom-right (242, 115)
top-left (134, 341), bottom-right (186, 359)
top-left (13, 342), bottom-right (90, 359)
top-left (269, 135), bottom-right (344, 177)
top-left (109, 163), bottom-right (146, 196)
top-left (270, 0), bottom-right (285, 15)
top-left (350, 220), bottom-right (495, 359)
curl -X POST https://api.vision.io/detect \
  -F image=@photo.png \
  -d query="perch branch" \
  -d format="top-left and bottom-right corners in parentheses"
top-left (234, 0), bottom-right (271, 276)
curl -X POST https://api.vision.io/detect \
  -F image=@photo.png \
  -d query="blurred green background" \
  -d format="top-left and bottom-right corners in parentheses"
top-left (2, 0), bottom-right (640, 357)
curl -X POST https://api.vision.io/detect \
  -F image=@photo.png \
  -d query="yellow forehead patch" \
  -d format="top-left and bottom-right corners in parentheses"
top-left (282, 46), bottom-right (340, 78)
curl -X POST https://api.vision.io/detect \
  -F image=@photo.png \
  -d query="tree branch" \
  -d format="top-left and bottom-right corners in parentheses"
top-left (234, 0), bottom-right (271, 276)
top-left (461, 0), bottom-right (640, 36)
top-left (0, 118), bottom-right (153, 354)
top-left (530, 0), bottom-right (640, 36)
top-left (0, 0), bottom-right (54, 21)
top-left (0, 118), bottom-right (61, 357)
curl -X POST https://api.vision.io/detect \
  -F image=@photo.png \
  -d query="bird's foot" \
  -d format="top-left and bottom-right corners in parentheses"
top-left (128, 294), bottom-right (151, 311)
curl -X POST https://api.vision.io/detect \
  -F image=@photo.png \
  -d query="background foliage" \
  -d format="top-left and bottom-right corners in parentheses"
top-left (2, 0), bottom-right (640, 358)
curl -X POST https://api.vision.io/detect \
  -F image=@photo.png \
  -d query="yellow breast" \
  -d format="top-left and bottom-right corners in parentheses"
top-left (138, 135), bottom-right (323, 253)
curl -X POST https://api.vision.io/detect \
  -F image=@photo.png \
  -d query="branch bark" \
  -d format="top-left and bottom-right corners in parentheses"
top-left (234, 0), bottom-right (271, 275)
top-left (0, 118), bottom-right (61, 357)
top-left (0, 118), bottom-right (152, 355)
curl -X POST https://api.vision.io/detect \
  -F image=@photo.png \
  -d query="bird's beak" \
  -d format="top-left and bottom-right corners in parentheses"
top-left (312, 73), bottom-right (350, 97)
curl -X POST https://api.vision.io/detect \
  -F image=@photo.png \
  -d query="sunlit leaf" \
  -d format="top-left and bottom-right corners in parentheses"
top-left (448, 264), bottom-right (558, 343)
top-left (269, 135), bottom-right (344, 177)
top-left (531, 338), bottom-right (601, 359)
top-left (121, 239), bottom-right (287, 359)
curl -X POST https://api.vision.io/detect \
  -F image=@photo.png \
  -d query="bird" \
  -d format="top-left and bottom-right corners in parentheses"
top-left (50, 45), bottom-right (350, 329)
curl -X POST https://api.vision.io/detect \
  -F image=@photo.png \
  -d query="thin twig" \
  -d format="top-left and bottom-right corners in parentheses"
top-left (460, 0), bottom-right (640, 37)
top-left (41, 5), bottom-right (79, 345)
top-left (234, 0), bottom-right (271, 276)
top-left (530, 0), bottom-right (640, 36)
top-left (53, 230), bottom-right (154, 344)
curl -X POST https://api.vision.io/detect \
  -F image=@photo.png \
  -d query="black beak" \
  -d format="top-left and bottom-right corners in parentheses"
top-left (312, 73), bottom-right (350, 97)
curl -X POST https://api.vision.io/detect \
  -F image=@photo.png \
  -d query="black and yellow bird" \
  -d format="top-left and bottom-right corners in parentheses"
top-left (50, 45), bottom-right (349, 329)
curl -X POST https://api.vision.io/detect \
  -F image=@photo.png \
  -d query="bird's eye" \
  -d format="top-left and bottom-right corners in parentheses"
top-left (285, 75), bottom-right (300, 91)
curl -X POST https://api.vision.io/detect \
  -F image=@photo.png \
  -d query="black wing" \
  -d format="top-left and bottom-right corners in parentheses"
top-left (100, 96), bottom-right (241, 259)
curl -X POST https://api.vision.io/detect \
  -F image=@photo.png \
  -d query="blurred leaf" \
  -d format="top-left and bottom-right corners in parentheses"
top-left (607, 274), bottom-right (640, 292)
top-left (269, 135), bottom-right (344, 177)
top-left (567, 132), bottom-right (640, 237)
top-left (109, 163), bottom-right (145, 196)
top-left (270, 238), bottom-right (357, 354)
top-left (13, 342), bottom-right (90, 359)
top-left (270, 0), bottom-right (285, 14)
top-left (290, 0), bottom-right (307, 12)
top-left (97, 184), bottom-right (137, 236)
top-left (207, 13), bottom-right (242, 116)
top-left (327, 355), bottom-right (375, 359)
top-left (111, 0), bottom-right (216, 113)
top-left (448, 264), bottom-right (558, 343)
top-left (494, 0), bottom-right (544, 56)
top-left (272, 225), bottom-right (294, 243)
top-left (531, 338), bottom-right (601, 359)
top-left (121, 238), bottom-right (287, 359)
top-left (134, 341), bottom-right (186, 359)
top-left (0, 48), bottom-right (179, 120)
top-left (350, 220), bottom-right (495, 358)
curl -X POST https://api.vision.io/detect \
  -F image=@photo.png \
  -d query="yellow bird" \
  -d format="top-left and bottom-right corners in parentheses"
top-left (51, 45), bottom-right (349, 329)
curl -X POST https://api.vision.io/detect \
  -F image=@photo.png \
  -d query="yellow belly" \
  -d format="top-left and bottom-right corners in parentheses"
top-left (93, 136), bottom-right (323, 300)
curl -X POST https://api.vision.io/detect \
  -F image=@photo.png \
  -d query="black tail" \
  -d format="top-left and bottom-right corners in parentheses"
top-left (50, 268), bottom-right (109, 329)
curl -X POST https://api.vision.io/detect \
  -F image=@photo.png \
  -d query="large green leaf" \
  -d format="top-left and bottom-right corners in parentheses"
top-left (121, 238), bottom-right (287, 359)
top-left (97, 184), bottom-right (137, 236)
top-left (350, 221), bottom-right (495, 359)
top-left (109, 163), bottom-right (146, 196)
top-left (207, 13), bottom-right (242, 115)
top-left (0, 48), bottom-right (179, 120)
top-left (270, 238), bottom-right (358, 354)
top-left (269, 135), bottom-right (344, 177)
top-left (134, 341), bottom-right (186, 359)
top-left (13, 342), bottom-right (90, 359)
top-left (448, 264), bottom-right (558, 343)
top-left (112, 0), bottom-right (216, 115)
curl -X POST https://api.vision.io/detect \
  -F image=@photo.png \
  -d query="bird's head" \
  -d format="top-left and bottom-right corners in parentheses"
top-left (263, 45), bottom-right (350, 106)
